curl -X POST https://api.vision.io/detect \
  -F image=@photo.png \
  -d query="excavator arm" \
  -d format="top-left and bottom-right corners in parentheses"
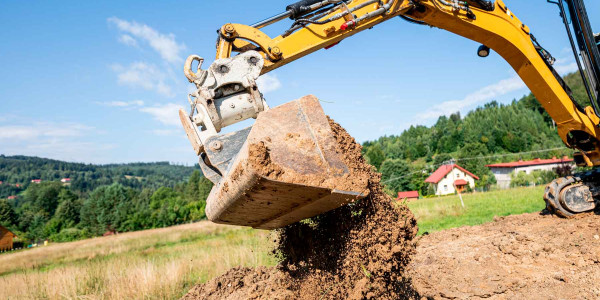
top-left (180, 0), bottom-right (600, 227)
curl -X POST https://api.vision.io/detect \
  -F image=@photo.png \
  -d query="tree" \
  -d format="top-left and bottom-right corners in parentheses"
top-left (54, 189), bottom-right (81, 227)
top-left (366, 145), bottom-right (386, 169)
top-left (0, 199), bottom-right (17, 227)
top-left (23, 182), bottom-right (63, 216)
top-left (379, 159), bottom-right (411, 196)
top-left (185, 170), bottom-right (202, 202)
top-left (150, 187), bottom-right (189, 227)
top-left (458, 143), bottom-right (496, 189)
top-left (81, 183), bottom-right (134, 234)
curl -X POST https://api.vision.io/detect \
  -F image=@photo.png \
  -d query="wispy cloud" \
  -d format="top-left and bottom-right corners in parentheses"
top-left (256, 74), bottom-right (282, 93)
top-left (111, 62), bottom-right (174, 97)
top-left (554, 57), bottom-right (578, 75)
top-left (97, 100), bottom-right (144, 107)
top-left (0, 123), bottom-right (93, 140)
top-left (108, 17), bottom-right (186, 64)
top-left (118, 34), bottom-right (138, 47)
top-left (0, 122), bottom-right (115, 163)
top-left (139, 103), bottom-right (183, 126)
top-left (417, 75), bottom-right (526, 120)
top-left (415, 56), bottom-right (581, 121)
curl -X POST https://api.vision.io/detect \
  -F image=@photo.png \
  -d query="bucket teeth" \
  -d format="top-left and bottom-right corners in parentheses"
top-left (205, 95), bottom-right (369, 229)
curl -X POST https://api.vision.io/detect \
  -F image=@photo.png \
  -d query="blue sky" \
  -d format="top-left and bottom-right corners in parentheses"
top-left (1, 1), bottom-right (599, 165)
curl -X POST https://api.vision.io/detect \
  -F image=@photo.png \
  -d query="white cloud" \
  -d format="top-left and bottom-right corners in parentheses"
top-left (108, 17), bottom-right (186, 64)
top-left (0, 123), bottom-right (92, 140)
top-left (140, 103), bottom-right (183, 126)
top-left (97, 100), bottom-right (144, 107)
top-left (417, 75), bottom-right (526, 120)
top-left (111, 62), bottom-right (174, 97)
top-left (256, 74), bottom-right (282, 93)
top-left (0, 122), bottom-right (116, 163)
top-left (118, 34), bottom-right (138, 47)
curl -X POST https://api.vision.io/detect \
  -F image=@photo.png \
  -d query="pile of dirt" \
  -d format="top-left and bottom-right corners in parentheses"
top-left (183, 118), bottom-right (419, 299)
top-left (409, 212), bottom-right (600, 299)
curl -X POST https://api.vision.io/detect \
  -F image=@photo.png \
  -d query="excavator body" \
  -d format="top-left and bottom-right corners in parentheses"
top-left (180, 0), bottom-right (600, 227)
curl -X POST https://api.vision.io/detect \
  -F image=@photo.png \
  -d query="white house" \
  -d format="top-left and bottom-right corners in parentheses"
top-left (486, 156), bottom-right (575, 189)
top-left (425, 164), bottom-right (479, 196)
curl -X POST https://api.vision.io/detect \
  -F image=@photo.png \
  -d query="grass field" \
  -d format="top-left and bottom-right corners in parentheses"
top-left (408, 185), bottom-right (546, 234)
top-left (0, 186), bottom-right (546, 299)
top-left (0, 222), bottom-right (276, 299)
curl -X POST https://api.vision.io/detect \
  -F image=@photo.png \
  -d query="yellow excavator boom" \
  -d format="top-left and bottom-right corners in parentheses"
top-left (180, 0), bottom-right (600, 227)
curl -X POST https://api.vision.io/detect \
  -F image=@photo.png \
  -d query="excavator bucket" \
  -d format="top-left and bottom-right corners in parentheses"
top-left (204, 95), bottom-right (369, 229)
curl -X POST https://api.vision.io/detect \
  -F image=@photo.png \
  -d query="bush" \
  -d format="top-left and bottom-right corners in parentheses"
top-left (49, 228), bottom-right (89, 242)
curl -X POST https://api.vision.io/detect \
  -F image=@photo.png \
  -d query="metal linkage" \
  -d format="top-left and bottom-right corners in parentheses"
top-left (180, 51), bottom-right (268, 156)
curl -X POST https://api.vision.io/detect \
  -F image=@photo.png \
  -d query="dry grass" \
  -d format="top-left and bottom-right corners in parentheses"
top-left (0, 221), bottom-right (276, 299)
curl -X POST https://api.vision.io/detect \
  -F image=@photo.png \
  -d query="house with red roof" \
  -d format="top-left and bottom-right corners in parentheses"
top-left (486, 156), bottom-right (574, 189)
top-left (425, 164), bottom-right (479, 196)
top-left (397, 191), bottom-right (419, 202)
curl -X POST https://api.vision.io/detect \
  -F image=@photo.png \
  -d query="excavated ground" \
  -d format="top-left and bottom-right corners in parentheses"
top-left (182, 118), bottom-right (600, 299)
top-left (409, 212), bottom-right (600, 299)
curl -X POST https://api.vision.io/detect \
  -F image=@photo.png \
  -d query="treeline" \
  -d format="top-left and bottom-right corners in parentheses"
top-left (0, 156), bottom-right (199, 199)
top-left (364, 72), bottom-right (586, 196)
top-left (0, 170), bottom-right (212, 242)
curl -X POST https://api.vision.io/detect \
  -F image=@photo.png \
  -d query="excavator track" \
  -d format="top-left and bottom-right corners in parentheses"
top-left (544, 169), bottom-right (600, 217)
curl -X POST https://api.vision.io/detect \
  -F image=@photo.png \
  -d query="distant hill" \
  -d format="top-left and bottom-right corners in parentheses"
top-left (0, 155), bottom-right (200, 198)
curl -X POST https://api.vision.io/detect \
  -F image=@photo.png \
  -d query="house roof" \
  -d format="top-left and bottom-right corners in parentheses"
top-left (0, 225), bottom-right (16, 237)
top-left (397, 191), bottom-right (419, 199)
top-left (486, 156), bottom-right (573, 168)
top-left (454, 179), bottom-right (468, 186)
top-left (425, 164), bottom-right (480, 184)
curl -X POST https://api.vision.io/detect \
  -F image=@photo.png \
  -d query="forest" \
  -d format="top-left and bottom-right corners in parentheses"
top-left (363, 72), bottom-right (586, 196)
top-left (0, 157), bottom-right (211, 243)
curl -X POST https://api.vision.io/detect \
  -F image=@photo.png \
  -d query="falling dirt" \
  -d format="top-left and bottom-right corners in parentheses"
top-left (409, 212), bottom-right (600, 299)
top-left (182, 118), bottom-right (419, 299)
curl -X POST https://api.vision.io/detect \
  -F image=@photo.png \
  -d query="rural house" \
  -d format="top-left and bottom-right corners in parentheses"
top-left (31, 179), bottom-right (41, 184)
top-left (397, 191), bottom-right (419, 201)
top-left (0, 225), bottom-right (16, 251)
top-left (425, 164), bottom-right (479, 196)
top-left (486, 156), bottom-right (575, 189)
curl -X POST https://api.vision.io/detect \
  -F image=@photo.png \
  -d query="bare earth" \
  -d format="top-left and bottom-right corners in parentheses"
top-left (182, 114), bottom-right (600, 299)
top-left (183, 212), bottom-right (600, 299)
top-left (409, 212), bottom-right (600, 299)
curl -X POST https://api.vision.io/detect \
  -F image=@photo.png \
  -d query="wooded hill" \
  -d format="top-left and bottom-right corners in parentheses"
top-left (0, 157), bottom-right (211, 243)
top-left (0, 156), bottom-right (199, 199)
top-left (363, 72), bottom-right (586, 196)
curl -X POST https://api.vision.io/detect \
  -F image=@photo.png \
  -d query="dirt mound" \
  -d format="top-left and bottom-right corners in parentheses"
top-left (409, 212), bottom-right (600, 299)
top-left (182, 118), bottom-right (419, 299)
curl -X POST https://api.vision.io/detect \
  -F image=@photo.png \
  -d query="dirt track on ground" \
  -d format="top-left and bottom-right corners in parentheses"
top-left (409, 212), bottom-right (600, 299)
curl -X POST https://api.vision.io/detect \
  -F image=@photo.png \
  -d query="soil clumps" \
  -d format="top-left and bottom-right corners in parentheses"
top-left (183, 118), bottom-right (419, 299)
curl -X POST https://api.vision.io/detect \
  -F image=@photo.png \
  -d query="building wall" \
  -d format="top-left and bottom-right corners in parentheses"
top-left (0, 228), bottom-right (14, 251)
top-left (433, 167), bottom-right (476, 196)
top-left (490, 168), bottom-right (512, 189)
